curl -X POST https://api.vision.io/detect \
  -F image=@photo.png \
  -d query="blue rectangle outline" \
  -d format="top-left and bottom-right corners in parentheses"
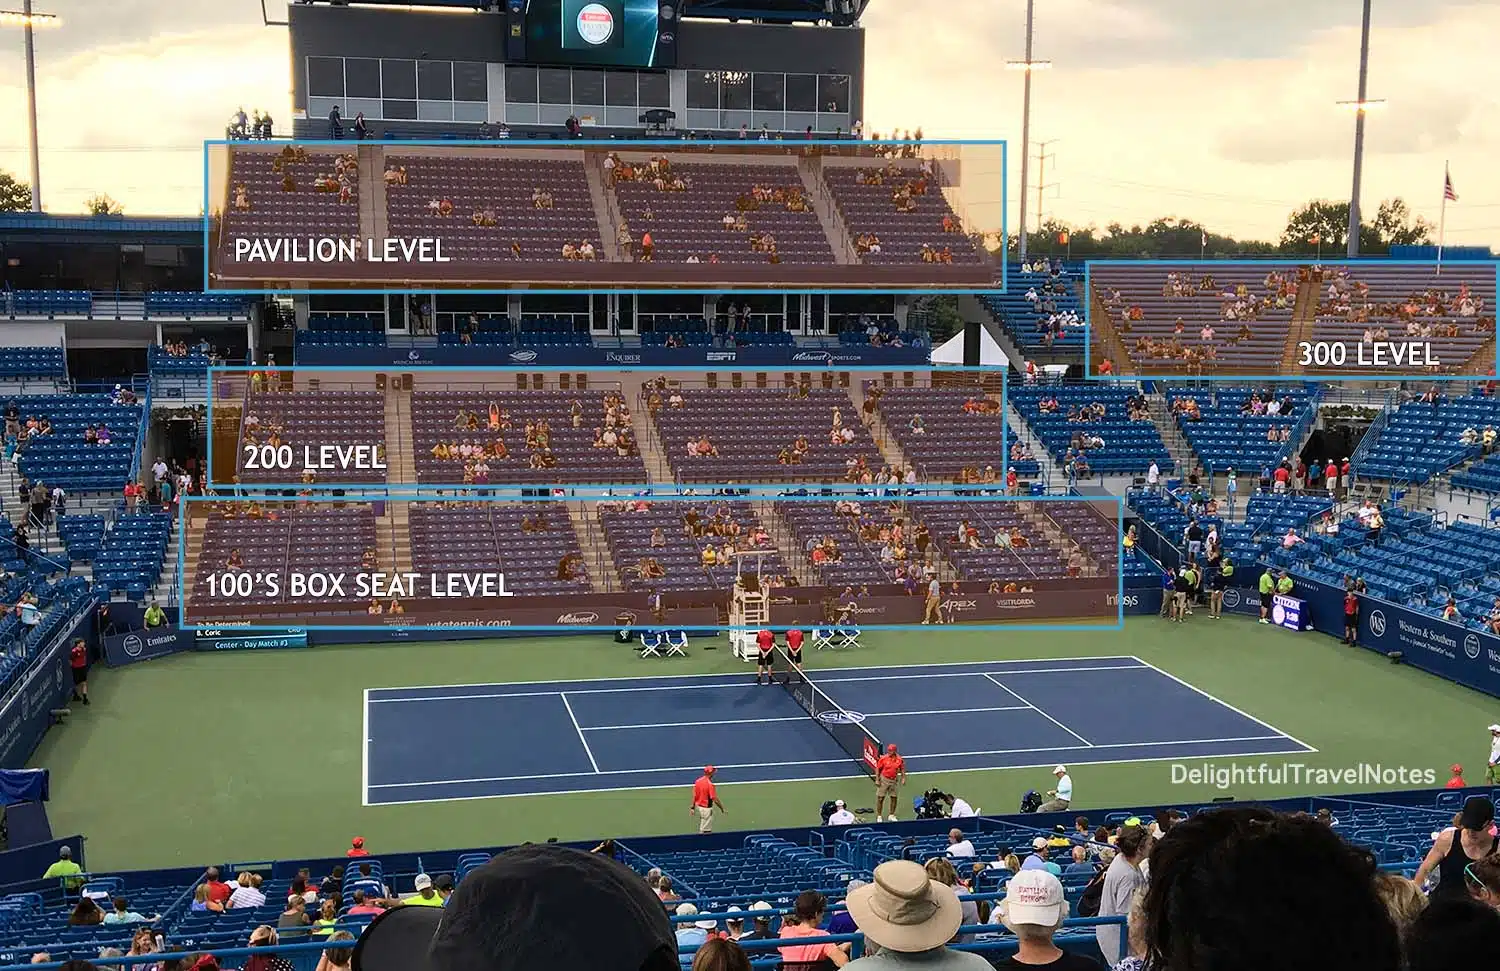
top-left (204, 363), bottom-right (1006, 492)
top-left (175, 488), bottom-right (1123, 634)
top-left (202, 137), bottom-right (1008, 296)
top-left (1082, 257), bottom-right (1500, 382)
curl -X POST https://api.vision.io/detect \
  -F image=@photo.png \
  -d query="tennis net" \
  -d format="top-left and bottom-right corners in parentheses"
top-left (772, 645), bottom-right (882, 777)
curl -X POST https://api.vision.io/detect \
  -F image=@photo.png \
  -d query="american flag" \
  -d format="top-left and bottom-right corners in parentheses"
top-left (1444, 172), bottom-right (1458, 202)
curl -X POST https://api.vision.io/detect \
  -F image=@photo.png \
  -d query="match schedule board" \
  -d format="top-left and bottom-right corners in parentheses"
top-left (1082, 259), bottom-right (1498, 381)
top-left (174, 493), bottom-right (1123, 634)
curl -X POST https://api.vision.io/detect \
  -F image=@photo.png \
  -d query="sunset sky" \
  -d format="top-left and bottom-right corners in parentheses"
top-left (0, 0), bottom-right (1494, 246)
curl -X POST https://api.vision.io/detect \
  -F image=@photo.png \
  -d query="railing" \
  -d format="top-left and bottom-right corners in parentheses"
top-left (129, 383), bottom-right (151, 486)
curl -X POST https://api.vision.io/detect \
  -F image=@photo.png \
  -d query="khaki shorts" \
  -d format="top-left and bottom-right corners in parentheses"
top-left (696, 806), bottom-right (714, 833)
top-left (877, 776), bottom-right (898, 799)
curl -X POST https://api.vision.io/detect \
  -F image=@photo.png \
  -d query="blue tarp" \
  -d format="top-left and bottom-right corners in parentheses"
top-left (0, 769), bottom-right (48, 806)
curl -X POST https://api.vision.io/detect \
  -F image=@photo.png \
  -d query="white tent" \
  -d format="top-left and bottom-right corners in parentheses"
top-left (930, 328), bottom-right (1009, 368)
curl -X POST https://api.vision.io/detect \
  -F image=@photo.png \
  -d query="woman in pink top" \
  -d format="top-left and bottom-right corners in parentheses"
top-left (777, 891), bottom-right (850, 967)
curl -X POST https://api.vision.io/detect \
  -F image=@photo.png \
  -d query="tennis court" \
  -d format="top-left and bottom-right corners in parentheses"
top-left (362, 655), bottom-right (1315, 805)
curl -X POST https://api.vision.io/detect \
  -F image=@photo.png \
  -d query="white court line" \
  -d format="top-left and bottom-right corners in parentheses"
top-left (983, 673), bottom-right (1094, 747)
top-left (367, 733), bottom-right (1293, 790)
top-left (364, 654), bottom-right (1146, 699)
top-left (578, 705), bottom-right (1033, 732)
top-left (364, 746), bottom-right (1314, 807)
top-left (1128, 655), bottom-right (1318, 753)
top-left (559, 693), bottom-right (601, 773)
top-left (365, 664), bottom-right (1149, 704)
top-left (361, 687), bottom-right (371, 808)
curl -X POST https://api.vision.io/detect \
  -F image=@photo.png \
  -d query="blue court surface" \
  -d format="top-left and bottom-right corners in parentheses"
top-left (362, 655), bottom-right (1316, 805)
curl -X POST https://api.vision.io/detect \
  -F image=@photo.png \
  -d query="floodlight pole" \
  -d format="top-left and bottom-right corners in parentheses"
top-left (21, 0), bottom-right (40, 211)
top-left (1016, 0), bottom-right (1035, 263)
top-left (1345, 0), bottom-right (1373, 258)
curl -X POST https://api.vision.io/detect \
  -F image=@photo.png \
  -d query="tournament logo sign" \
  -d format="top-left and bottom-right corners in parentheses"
top-left (577, 2), bottom-right (615, 45)
top-left (1465, 633), bottom-right (1482, 660)
top-left (1369, 609), bottom-right (1387, 638)
top-left (1222, 588), bottom-right (1241, 610)
top-left (123, 634), bottom-right (145, 658)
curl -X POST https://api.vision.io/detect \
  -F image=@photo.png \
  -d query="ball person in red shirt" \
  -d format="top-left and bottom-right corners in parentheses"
top-left (756, 628), bottom-right (775, 685)
top-left (68, 637), bottom-right (90, 705)
top-left (690, 765), bottom-right (727, 833)
top-left (874, 744), bottom-right (906, 822)
top-left (785, 627), bottom-right (804, 669)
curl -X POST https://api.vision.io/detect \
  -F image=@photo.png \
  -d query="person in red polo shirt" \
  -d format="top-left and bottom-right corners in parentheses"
top-left (756, 628), bottom-right (775, 685)
top-left (68, 637), bottom-right (90, 705)
top-left (690, 766), bottom-right (726, 833)
top-left (785, 628), bottom-right (804, 668)
top-left (874, 744), bottom-right (906, 822)
top-left (346, 837), bottom-right (369, 858)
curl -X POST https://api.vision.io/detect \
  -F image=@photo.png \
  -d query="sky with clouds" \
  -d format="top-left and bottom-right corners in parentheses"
top-left (0, 0), bottom-right (1494, 246)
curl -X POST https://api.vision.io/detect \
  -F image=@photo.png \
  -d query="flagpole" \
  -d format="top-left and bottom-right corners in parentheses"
top-left (1437, 161), bottom-right (1449, 276)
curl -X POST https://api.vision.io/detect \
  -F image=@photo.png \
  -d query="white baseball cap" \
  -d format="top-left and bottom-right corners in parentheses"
top-left (1053, 765), bottom-right (1067, 775)
top-left (999, 869), bottom-right (1068, 926)
top-left (750, 901), bottom-right (772, 913)
top-left (1031, 836), bottom-right (1048, 850)
top-left (1489, 724), bottom-right (1500, 733)
top-left (835, 800), bottom-right (845, 808)
top-left (413, 873), bottom-right (432, 891)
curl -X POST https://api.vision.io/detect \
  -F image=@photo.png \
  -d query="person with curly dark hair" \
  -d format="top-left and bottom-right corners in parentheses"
top-left (1140, 806), bottom-right (1400, 971)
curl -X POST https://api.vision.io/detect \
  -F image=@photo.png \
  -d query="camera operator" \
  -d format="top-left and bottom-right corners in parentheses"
top-left (916, 789), bottom-right (951, 820)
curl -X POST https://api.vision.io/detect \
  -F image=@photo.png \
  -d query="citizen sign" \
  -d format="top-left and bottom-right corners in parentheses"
top-left (1466, 633), bottom-right (1482, 659)
top-left (123, 634), bottom-right (145, 658)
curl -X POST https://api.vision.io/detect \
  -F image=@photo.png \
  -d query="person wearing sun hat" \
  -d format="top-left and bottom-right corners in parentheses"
top-left (844, 859), bottom-right (990, 968)
top-left (994, 869), bottom-right (1100, 970)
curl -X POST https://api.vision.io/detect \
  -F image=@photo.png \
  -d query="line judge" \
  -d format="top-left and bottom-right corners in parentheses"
top-left (690, 766), bottom-right (727, 833)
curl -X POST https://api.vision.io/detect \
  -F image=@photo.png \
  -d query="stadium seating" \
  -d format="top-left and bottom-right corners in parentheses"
top-left (219, 150), bottom-right (360, 253)
top-left (143, 293), bottom-right (249, 318)
top-left (821, 163), bottom-right (983, 265)
top-left (982, 264), bottom-right (1086, 354)
top-left (92, 514), bottom-right (173, 600)
top-left (0, 347), bottom-right (66, 382)
top-left (1276, 511), bottom-right (1500, 621)
top-left (408, 502), bottom-right (592, 596)
top-left (1308, 263), bottom-right (1494, 373)
top-left (1008, 384), bottom-right (1171, 476)
top-left (12, 394), bottom-right (144, 491)
top-left (236, 389), bottom-right (388, 485)
top-left (771, 499), bottom-right (904, 587)
top-left (148, 346), bottom-right (217, 375)
top-left (599, 500), bottom-right (789, 592)
top-left (611, 161), bottom-right (834, 265)
top-left (1353, 392), bottom-right (1500, 484)
top-left (869, 384), bottom-right (1002, 482)
top-left (190, 507), bottom-right (378, 612)
top-left (1090, 263), bottom-right (1296, 374)
top-left (648, 387), bottom-right (882, 483)
top-left (409, 388), bottom-right (647, 485)
top-left (295, 316), bottom-right (387, 349)
top-left (1167, 385), bottom-right (1320, 474)
top-left (912, 501), bottom-right (1084, 581)
top-left (5, 291), bottom-right (92, 318)
top-left (385, 154), bottom-right (599, 263)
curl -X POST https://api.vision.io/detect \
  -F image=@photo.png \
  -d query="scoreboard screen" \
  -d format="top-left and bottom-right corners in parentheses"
top-left (520, 0), bottom-right (677, 69)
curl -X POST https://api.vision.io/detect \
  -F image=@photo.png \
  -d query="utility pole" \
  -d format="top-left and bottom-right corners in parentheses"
top-left (1034, 139), bottom-right (1058, 245)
